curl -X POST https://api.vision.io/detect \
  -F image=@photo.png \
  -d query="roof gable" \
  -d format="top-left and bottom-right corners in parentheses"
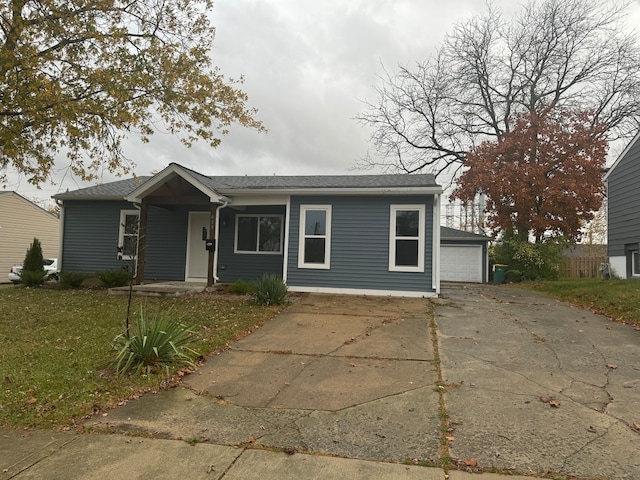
top-left (603, 130), bottom-right (640, 181)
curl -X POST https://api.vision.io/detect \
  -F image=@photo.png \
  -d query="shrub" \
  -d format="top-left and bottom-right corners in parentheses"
top-left (252, 274), bottom-right (288, 306)
top-left (96, 269), bottom-right (131, 288)
top-left (19, 270), bottom-right (46, 287)
top-left (112, 309), bottom-right (199, 376)
top-left (492, 236), bottom-right (567, 281)
top-left (229, 279), bottom-right (253, 295)
top-left (505, 270), bottom-right (523, 283)
top-left (59, 271), bottom-right (88, 289)
top-left (20, 238), bottom-right (45, 287)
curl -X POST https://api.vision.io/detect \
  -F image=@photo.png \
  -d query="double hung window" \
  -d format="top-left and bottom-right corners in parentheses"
top-left (298, 205), bottom-right (331, 269)
top-left (389, 205), bottom-right (425, 272)
top-left (118, 210), bottom-right (139, 260)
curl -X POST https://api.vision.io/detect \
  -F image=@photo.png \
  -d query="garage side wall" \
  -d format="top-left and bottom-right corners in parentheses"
top-left (286, 194), bottom-right (435, 294)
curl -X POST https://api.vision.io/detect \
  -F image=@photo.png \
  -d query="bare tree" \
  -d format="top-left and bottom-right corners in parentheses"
top-left (357, 0), bottom-right (640, 180)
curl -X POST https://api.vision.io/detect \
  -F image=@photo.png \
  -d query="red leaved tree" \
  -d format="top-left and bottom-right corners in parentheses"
top-left (451, 108), bottom-right (607, 243)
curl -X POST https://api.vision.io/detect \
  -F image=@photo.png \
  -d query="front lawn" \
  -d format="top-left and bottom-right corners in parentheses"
top-left (522, 278), bottom-right (640, 327)
top-left (0, 287), bottom-right (285, 429)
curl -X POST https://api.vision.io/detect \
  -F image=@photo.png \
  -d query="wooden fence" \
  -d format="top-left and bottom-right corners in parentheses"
top-left (559, 256), bottom-right (608, 278)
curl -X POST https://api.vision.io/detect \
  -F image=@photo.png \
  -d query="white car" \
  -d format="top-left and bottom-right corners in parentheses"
top-left (8, 258), bottom-right (59, 283)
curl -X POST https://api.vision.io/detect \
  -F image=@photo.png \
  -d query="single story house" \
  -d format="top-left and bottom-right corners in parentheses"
top-left (54, 163), bottom-right (445, 297)
top-left (604, 131), bottom-right (640, 279)
top-left (440, 226), bottom-right (491, 283)
top-left (0, 191), bottom-right (60, 279)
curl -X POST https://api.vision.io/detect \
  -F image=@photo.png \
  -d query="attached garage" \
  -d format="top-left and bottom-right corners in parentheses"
top-left (440, 226), bottom-right (490, 283)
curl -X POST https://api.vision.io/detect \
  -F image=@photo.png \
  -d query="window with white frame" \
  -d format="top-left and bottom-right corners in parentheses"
top-left (118, 210), bottom-right (139, 260)
top-left (235, 215), bottom-right (283, 254)
top-left (298, 205), bottom-right (331, 269)
top-left (389, 205), bottom-right (425, 272)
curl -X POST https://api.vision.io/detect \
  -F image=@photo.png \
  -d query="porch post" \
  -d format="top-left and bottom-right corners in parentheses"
top-left (135, 201), bottom-right (148, 284)
top-left (207, 203), bottom-right (217, 288)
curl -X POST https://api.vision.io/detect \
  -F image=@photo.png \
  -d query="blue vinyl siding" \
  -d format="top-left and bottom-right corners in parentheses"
top-left (144, 206), bottom-right (189, 280)
top-left (62, 201), bottom-right (190, 279)
top-left (287, 195), bottom-right (435, 293)
top-left (608, 138), bottom-right (640, 257)
top-left (62, 200), bottom-right (136, 274)
top-left (216, 205), bottom-right (285, 283)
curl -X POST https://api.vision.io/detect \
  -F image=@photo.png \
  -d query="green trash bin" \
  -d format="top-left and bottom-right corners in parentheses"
top-left (493, 264), bottom-right (509, 284)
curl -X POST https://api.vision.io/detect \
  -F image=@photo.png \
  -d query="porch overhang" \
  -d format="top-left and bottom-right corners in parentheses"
top-left (126, 163), bottom-right (230, 205)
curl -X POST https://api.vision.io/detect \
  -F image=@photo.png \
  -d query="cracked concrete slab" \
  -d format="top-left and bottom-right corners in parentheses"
top-left (87, 294), bottom-right (441, 465)
top-left (437, 284), bottom-right (640, 480)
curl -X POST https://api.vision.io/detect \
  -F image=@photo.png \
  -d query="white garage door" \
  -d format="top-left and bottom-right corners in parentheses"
top-left (441, 245), bottom-right (483, 283)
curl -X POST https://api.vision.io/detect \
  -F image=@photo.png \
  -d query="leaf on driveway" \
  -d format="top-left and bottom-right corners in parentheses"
top-left (631, 422), bottom-right (640, 433)
top-left (539, 396), bottom-right (553, 403)
top-left (549, 401), bottom-right (561, 408)
top-left (464, 458), bottom-right (478, 467)
top-left (606, 364), bottom-right (618, 369)
top-left (445, 435), bottom-right (455, 442)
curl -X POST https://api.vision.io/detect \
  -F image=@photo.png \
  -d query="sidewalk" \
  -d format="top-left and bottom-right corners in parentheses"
top-left (1, 428), bottom-right (533, 479)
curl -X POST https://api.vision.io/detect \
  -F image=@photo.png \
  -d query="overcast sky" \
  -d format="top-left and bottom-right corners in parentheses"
top-left (5, 0), bottom-right (640, 207)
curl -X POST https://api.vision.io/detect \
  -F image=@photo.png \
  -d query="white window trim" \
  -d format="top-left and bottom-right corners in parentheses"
top-left (118, 209), bottom-right (139, 260)
top-left (234, 214), bottom-right (284, 255)
top-left (298, 205), bottom-right (331, 269)
top-left (389, 204), bottom-right (425, 272)
top-left (632, 251), bottom-right (640, 277)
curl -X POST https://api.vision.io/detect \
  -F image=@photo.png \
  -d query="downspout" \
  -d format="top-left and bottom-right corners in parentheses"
top-left (212, 200), bottom-right (229, 284)
top-left (55, 199), bottom-right (64, 272)
top-left (432, 193), bottom-right (441, 295)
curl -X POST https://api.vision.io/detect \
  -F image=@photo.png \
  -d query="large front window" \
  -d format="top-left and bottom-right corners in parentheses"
top-left (235, 215), bottom-right (283, 254)
top-left (299, 205), bottom-right (331, 269)
top-left (389, 205), bottom-right (425, 272)
top-left (118, 210), bottom-right (139, 260)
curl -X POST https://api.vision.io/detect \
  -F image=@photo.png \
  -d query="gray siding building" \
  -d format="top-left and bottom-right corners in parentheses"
top-left (604, 131), bottom-right (640, 279)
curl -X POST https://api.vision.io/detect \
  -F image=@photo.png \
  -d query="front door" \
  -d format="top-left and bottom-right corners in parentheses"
top-left (186, 212), bottom-right (210, 281)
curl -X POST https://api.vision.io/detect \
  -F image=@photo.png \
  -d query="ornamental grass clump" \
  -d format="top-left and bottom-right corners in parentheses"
top-left (112, 309), bottom-right (199, 376)
top-left (252, 274), bottom-right (288, 306)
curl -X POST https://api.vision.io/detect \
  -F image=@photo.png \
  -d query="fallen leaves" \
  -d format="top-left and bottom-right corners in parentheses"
top-left (631, 422), bottom-right (640, 433)
top-left (606, 364), bottom-right (618, 369)
top-left (464, 458), bottom-right (478, 467)
top-left (539, 396), bottom-right (560, 408)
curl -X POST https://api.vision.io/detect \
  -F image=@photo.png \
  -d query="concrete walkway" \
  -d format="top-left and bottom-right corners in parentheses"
top-left (2, 286), bottom-right (639, 479)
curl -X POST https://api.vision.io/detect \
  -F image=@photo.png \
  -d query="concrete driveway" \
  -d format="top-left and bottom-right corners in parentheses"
top-left (88, 294), bottom-right (442, 463)
top-left (84, 286), bottom-right (640, 479)
top-left (436, 284), bottom-right (640, 479)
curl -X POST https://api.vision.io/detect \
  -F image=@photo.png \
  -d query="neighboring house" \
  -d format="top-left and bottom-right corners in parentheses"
top-left (440, 226), bottom-right (491, 283)
top-left (604, 130), bottom-right (640, 279)
top-left (0, 191), bottom-right (60, 279)
top-left (54, 163), bottom-right (444, 297)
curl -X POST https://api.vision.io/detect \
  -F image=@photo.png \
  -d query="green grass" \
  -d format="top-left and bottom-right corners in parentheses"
top-left (0, 287), bottom-right (285, 429)
top-left (522, 278), bottom-right (640, 327)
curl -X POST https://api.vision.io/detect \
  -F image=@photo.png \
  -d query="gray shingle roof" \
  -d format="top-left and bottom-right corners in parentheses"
top-left (54, 163), bottom-right (439, 200)
top-left (54, 177), bottom-right (151, 200)
top-left (441, 226), bottom-right (491, 241)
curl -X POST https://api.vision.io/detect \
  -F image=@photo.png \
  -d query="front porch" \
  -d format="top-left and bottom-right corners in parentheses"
top-left (108, 281), bottom-right (207, 297)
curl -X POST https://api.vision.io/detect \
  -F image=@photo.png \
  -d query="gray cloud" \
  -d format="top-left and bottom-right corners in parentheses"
top-left (5, 0), bottom-right (639, 206)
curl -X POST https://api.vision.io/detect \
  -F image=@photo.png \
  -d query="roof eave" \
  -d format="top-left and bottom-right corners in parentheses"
top-left (217, 186), bottom-right (443, 196)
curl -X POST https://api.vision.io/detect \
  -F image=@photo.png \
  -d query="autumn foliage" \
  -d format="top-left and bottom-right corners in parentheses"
top-left (451, 108), bottom-right (607, 242)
